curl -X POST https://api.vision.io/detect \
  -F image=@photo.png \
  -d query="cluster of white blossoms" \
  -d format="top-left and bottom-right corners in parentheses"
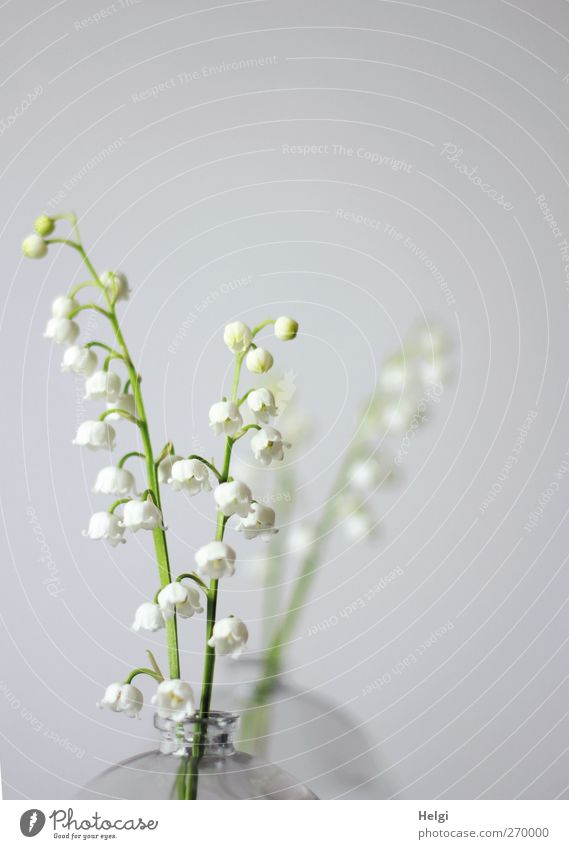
top-left (104, 314), bottom-right (297, 720)
top-left (24, 216), bottom-right (302, 725)
top-left (335, 321), bottom-right (453, 543)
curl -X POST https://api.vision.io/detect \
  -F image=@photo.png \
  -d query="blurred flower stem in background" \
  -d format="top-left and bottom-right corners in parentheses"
top-left (237, 321), bottom-right (453, 753)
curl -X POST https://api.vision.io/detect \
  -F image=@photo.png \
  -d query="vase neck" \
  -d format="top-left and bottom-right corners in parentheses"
top-left (155, 711), bottom-right (238, 757)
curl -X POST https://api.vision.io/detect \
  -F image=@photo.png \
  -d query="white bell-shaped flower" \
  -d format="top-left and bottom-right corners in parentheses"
top-left (157, 582), bottom-right (203, 620)
top-left (209, 401), bottom-right (242, 436)
top-left (274, 316), bottom-right (298, 341)
top-left (132, 602), bottom-right (165, 632)
top-left (105, 393), bottom-right (136, 420)
top-left (152, 679), bottom-right (195, 721)
top-left (250, 426), bottom-right (290, 465)
top-left (82, 512), bottom-right (125, 546)
top-left (213, 480), bottom-right (252, 517)
top-left (93, 466), bottom-right (136, 496)
top-left (246, 388), bottom-right (278, 423)
top-left (97, 682), bottom-right (143, 718)
top-left (84, 370), bottom-right (121, 402)
top-left (73, 420), bottom-right (116, 451)
top-left (236, 502), bottom-right (277, 541)
top-left (246, 347), bottom-right (273, 374)
top-left (223, 320), bottom-right (252, 354)
top-left (44, 317), bottom-right (79, 345)
top-left (157, 453), bottom-right (183, 483)
top-left (208, 617), bottom-right (249, 658)
top-left (51, 295), bottom-right (78, 318)
top-left (61, 345), bottom-right (98, 376)
top-left (22, 234), bottom-right (47, 259)
top-left (169, 459), bottom-right (211, 494)
top-left (101, 270), bottom-right (130, 302)
top-left (195, 541), bottom-right (236, 579)
top-left (120, 500), bottom-right (165, 533)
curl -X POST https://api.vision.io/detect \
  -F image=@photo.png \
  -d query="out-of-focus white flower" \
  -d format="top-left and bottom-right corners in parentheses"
top-left (84, 370), bottom-right (121, 401)
top-left (246, 347), bottom-right (273, 374)
top-left (378, 356), bottom-right (413, 394)
top-left (343, 511), bottom-right (377, 542)
top-left (82, 512), bottom-right (125, 546)
top-left (409, 323), bottom-right (450, 357)
top-left (236, 502), bottom-right (277, 541)
top-left (34, 215), bottom-right (55, 237)
top-left (51, 295), bottom-right (78, 318)
top-left (247, 388), bottom-right (278, 423)
top-left (223, 320), bottom-right (252, 354)
top-left (157, 582), bottom-right (203, 619)
top-left (274, 316), bottom-right (298, 341)
top-left (44, 317), bottom-right (79, 345)
top-left (93, 466), bottom-right (136, 496)
top-left (208, 617), bottom-right (248, 658)
top-left (120, 500), bottom-right (165, 533)
top-left (73, 420), bottom-right (116, 451)
top-left (168, 459), bottom-right (211, 494)
top-left (152, 679), bottom-right (195, 721)
top-left (105, 393), bottom-right (136, 421)
top-left (209, 401), bottom-right (242, 436)
top-left (214, 480), bottom-right (252, 517)
top-left (101, 270), bottom-right (130, 302)
top-left (378, 398), bottom-right (416, 434)
top-left (250, 426), bottom-right (290, 465)
top-left (22, 234), bottom-right (47, 259)
top-left (61, 345), bottom-right (98, 376)
top-left (287, 523), bottom-right (315, 553)
top-left (157, 453), bottom-right (183, 484)
top-left (132, 602), bottom-right (165, 632)
top-left (348, 457), bottom-right (392, 491)
top-left (417, 358), bottom-right (451, 389)
top-left (195, 541), bottom-right (236, 579)
top-left (98, 682), bottom-right (143, 718)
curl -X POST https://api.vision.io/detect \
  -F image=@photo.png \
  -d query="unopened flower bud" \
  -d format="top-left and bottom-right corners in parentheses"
top-left (22, 234), bottom-right (47, 259)
top-left (274, 316), bottom-right (298, 341)
top-left (34, 215), bottom-right (55, 237)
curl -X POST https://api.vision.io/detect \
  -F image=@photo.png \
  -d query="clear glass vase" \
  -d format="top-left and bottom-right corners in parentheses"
top-left (214, 658), bottom-right (391, 800)
top-left (79, 711), bottom-right (317, 800)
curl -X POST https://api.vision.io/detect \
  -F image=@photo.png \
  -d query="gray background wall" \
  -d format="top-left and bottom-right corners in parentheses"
top-left (1, 0), bottom-right (569, 799)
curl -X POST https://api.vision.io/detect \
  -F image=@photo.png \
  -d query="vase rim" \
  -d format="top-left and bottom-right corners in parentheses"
top-left (154, 710), bottom-right (239, 757)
